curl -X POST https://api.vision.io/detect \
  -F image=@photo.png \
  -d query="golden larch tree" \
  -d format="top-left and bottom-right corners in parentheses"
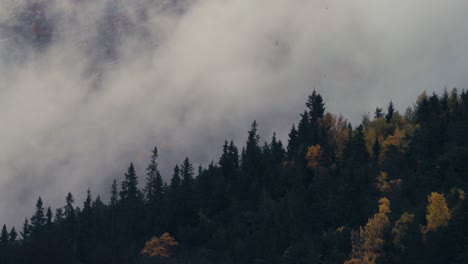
top-left (422, 192), bottom-right (451, 235)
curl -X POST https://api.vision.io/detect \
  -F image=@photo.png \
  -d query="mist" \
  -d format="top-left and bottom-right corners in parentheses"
top-left (1, 0), bottom-right (468, 227)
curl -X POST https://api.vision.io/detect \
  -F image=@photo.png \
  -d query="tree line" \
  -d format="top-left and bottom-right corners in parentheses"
top-left (2, 89), bottom-right (468, 264)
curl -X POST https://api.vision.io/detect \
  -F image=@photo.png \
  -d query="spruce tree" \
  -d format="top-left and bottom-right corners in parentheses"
top-left (386, 101), bottom-right (395, 123)
top-left (306, 89), bottom-right (325, 122)
top-left (110, 179), bottom-right (118, 207)
top-left (287, 124), bottom-right (298, 160)
top-left (374, 107), bottom-right (384, 119)
top-left (46, 207), bottom-right (53, 225)
top-left (170, 165), bottom-right (181, 192)
top-left (145, 147), bottom-right (163, 207)
top-left (20, 219), bottom-right (31, 240)
top-left (181, 157), bottom-right (195, 190)
top-left (372, 136), bottom-right (381, 161)
top-left (9, 227), bottom-right (17, 242)
top-left (64, 192), bottom-right (75, 222)
top-left (120, 163), bottom-right (139, 201)
top-left (0, 225), bottom-right (8, 244)
top-left (30, 197), bottom-right (46, 231)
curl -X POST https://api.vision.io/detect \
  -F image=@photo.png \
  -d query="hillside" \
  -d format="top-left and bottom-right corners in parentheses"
top-left (1, 89), bottom-right (468, 264)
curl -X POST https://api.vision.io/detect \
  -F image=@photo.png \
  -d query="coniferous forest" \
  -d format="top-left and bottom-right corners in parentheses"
top-left (2, 89), bottom-right (468, 264)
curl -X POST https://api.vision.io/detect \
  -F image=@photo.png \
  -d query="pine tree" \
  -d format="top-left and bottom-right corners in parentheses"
top-left (64, 192), bottom-right (75, 222)
top-left (374, 107), bottom-right (384, 119)
top-left (145, 147), bottom-right (163, 207)
top-left (228, 140), bottom-right (240, 169)
top-left (297, 111), bottom-right (312, 145)
top-left (0, 225), bottom-right (8, 244)
top-left (287, 124), bottom-right (298, 160)
top-left (181, 157), bottom-right (194, 190)
top-left (110, 179), bottom-right (118, 207)
top-left (386, 101), bottom-right (395, 123)
top-left (120, 163), bottom-right (139, 201)
top-left (9, 227), bottom-right (17, 242)
top-left (372, 136), bottom-right (381, 161)
top-left (20, 219), bottom-right (31, 240)
top-left (83, 189), bottom-right (92, 214)
top-left (241, 121), bottom-right (262, 174)
top-left (219, 140), bottom-right (231, 173)
top-left (30, 197), bottom-right (46, 231)
top-left (352, 125), bottom-right (370, 163)
top-left (170, 165), bottom-right (181, 192)
top-left (54, 208), bottom-right (64, 223)
top-left (306, 89), bottom-right (325, 122)
top-left (46, 207), bottom-right (53, 225)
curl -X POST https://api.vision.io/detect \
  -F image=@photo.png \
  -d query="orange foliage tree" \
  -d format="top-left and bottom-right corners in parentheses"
top-left (141, 232), bottom-right (179, 257)
top-left (306, 145), bottom-right (322, 169)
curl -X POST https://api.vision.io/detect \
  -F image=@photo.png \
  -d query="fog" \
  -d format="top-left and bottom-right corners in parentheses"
top-left (1, 0), bottom-right (468, 227)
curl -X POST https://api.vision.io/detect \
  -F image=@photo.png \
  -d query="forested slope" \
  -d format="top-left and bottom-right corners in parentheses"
top-left (1, 89), bottom-right (468, 264)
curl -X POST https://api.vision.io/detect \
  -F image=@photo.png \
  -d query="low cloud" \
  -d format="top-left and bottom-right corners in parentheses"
top-left (1, 0), bottom-right (468, 227)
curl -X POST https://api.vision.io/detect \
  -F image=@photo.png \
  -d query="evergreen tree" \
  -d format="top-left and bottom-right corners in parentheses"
top-left (243, 121), bottom-right (262, 172)
top-left (181, 157), bottom-right (195, 190)
top-left (145, 146), bottom-right (163, 206)
top-left (372, 136), bottom-right (381, 161)
top-left (20, 219), bottom-right (31, 240)
top-left (46, 207), bottom-right (53, 225)
top-left (83, 189), bottom-right (92, 214)
top-left (287, 124), bottom-right (298, 160)
top-left (54, 208), bottom-right (64, 223)
top-left (386, 101), bottom-right (395, 123)
top-left (229, 140), bottom-right (240, 169)
top-left (0, 225), bottom-right (8, 244)
top-left (120, 163), bottom-right (139, 202)
top-left (306, 89), bottom-right (325, 122)
top-left (375, 107), bottom-right (384, 119)
top-left (30, 197), bottom-right (46, 231)
top-left (110, 179), bottom-right (118, 207)
top-left (297, 111), bottom-right (312, 145)
top-left (65, 193), bottom-right (75, 220)
top-left (170, 165), bottom-right (181, 192)
top-left (9, 227), bottom-right (17, 242)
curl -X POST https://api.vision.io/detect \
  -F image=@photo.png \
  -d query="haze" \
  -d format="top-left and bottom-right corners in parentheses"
top-left (1, 0), bottom-right (468, 227)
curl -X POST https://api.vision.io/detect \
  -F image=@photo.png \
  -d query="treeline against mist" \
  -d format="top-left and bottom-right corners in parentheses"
top-left (2, 89), bottom-right (468, 264)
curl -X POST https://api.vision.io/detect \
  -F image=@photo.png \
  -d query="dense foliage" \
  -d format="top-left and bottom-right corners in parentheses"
top-left (2, 89), bottom-right (468, 264)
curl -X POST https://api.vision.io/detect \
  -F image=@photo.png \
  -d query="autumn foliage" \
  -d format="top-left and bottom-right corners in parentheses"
top-left (141, 232), bottom-right (178, 258)
top-left (422, 192), bottom-right (451, 235)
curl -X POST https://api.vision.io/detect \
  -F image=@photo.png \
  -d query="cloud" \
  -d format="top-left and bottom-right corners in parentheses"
top-left (1, 0), bottom-right (468, 227)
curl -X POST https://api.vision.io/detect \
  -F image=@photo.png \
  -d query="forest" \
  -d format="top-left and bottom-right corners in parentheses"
top-left (1, 89), bottom-right (468, 264)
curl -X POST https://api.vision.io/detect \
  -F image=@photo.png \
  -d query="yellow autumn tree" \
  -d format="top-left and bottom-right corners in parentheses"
top-left (345, 198), bottom-right (391, 264)
top-left (306, 145), bottom-right (322, 169)
top-left (141, 232), bottom-right (178, 257)
top-left (379, 129), bottom-right (404, 163)
top-left (376, 172), bottom-right (390, 194)
top-left (392, 212), bottom-right (415, 251)
top-left (421, 192), bottom-right (451, 235)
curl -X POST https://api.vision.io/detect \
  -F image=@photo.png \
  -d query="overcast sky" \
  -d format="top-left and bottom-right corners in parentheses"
top-left (1, 0), bottom-right (468, 228)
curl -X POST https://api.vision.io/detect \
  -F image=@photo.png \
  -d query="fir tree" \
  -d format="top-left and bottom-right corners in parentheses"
top-left (170, 165), bottom-right (181, 192)
top-left (30, 197), bottom-right (46, 231)
top-left (120, 163), bottom-right (139, 201)
top-left (306, 89), bottom-right (325, 122)
top-left (145, 147), bottom-right (163, 207)
top-left (0, 225), bottom-right (8, 244)
top-left (386, 101), bottom-right (395, 123)
top-left (46, 207), bottom-right (53, 225)
top-left (287, 124), bottom-right (298, 160)
top-left (20, 219), bottom-right (31, 240)
top-left (110, 179), bottom-right (118, 207)
top-left (374, 107), bottom-right (384, 119)
top-left (9, 227), bottom-right (17, 242)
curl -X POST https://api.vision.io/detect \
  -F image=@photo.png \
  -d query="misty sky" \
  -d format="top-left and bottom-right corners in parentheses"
top-left (1, 0), bottom-right (468, 227)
